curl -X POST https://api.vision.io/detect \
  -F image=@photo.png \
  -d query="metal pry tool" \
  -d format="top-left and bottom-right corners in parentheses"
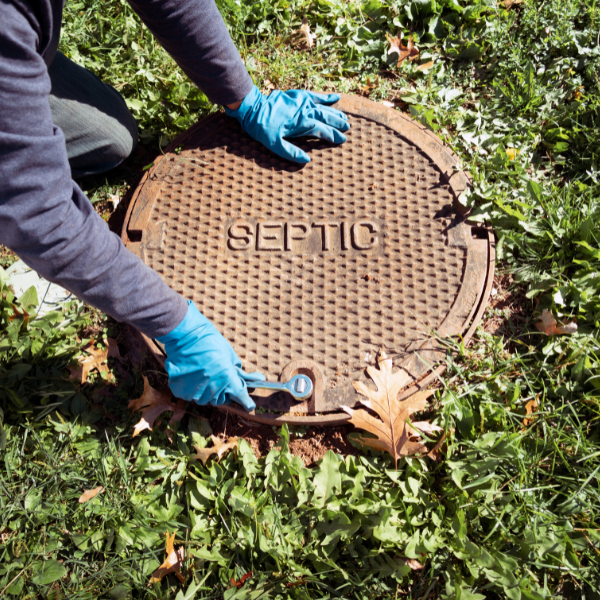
top-left (248, 374), bottom-right (313, 401)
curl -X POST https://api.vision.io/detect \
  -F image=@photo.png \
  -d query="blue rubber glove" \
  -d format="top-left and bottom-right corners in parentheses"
top-left (225, 85), bottom-right (350, 164)
top-left (156, 301), bottom-right (265, 410)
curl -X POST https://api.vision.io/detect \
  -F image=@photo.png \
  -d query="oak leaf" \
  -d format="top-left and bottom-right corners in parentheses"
top-left (535, 309), bottom-right (578, 335)
top-left (78, 486), bottom-right (104, 503)
top-left (149, 532), bottom-right (185, 585)
top-left (386, 34), bottom-right (419, 67)
top-left (128, 376), bottom-right (185, 437)
top-left (192, 435), bottom-right (238, 465)
top-left (342, 351), bottom-right (440, 468)
top-left (68, 338), bottom-right (120, 383)
top-left (9, 304), bottom-right (30, 324)
top-left (360, 75), bottom-right (380, 96)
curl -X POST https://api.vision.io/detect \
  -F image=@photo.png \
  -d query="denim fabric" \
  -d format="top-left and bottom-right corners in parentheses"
top-left (48, 51), bottom-right (138, 179)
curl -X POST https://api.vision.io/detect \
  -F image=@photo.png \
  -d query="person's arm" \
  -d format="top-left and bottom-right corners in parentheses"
top-left (126, 0), bottom-right (254, 106)
top-left (127, 0), bottom-right (350, 163)
top-left (0, 1), bottom-right (188, 339)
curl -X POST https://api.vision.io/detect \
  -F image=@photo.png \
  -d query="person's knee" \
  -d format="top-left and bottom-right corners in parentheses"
top-left (109, 111), bottom-right (138, 165)
top-left (48, 51), bottom-right (139, 177)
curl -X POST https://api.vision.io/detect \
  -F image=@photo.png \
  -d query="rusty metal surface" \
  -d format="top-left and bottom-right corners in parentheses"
top-left (123, 94), bottom-right (494, 425)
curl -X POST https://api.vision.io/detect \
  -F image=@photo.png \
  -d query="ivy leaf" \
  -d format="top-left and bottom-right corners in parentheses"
top-left (128, 376), bottom-right (186, 437)
top-left (31, 560), bottom-right (67, 585)
top-left (342, 351), bottom-right (439, 468)
top-left (312, 450), bottom-right (342, 507)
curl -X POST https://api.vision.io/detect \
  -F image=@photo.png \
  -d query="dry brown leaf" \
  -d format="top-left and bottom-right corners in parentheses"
top-left (78, 486), bottom-right (104, 503)
top-left (386, 33), bottom-right (419, 67)
top-left (264, 79), bottom-right (275, 91)
top-left (230, 571), bottom-right (253, 589)
top-left (9, 305), bottom-right (29, 324)
top-left (149, 531), bottom-right (185, 585)
top-left (416, 60), bottom-right (435, 71)
top-left (342, 351), bottom-right (441, 468)
top-left (68, 338), bottom-right (120, 384)
top-left (402, 557), bottom-right (424, 570)
top-left (193, 435), bottom-right (239, 465)
top-left (426, 431), bottom-right (447, 462)
top-left (293, 18), bottom-right (315, 50)
top-left (68, 346), bottom-right (109, 383)
top-left (128, 376), bottom-right (186, 437)
top-left (523, 399), bottom-right (539, 427)
top-left (360, 75), bottom-right (380, 96)
top-left (108, 194), bottom-right (121, 210)
top-left (0, 528), bottom-right (13, 544)
top-left (409, 421), bottom-right (444, 437)
top-left (106, 338), bottom-right (121, 359)
top-left (535, 309), bottom-right (578, 336)
top-left (500, 0), bottom-right (523, 9)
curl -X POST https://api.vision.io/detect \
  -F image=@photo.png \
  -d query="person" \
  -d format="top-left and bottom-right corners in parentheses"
top-left (0, 0), bottom-right (350, 411)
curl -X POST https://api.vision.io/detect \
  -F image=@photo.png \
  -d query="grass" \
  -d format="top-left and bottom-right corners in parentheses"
top-left (1, 0), bottom-right (600, 598)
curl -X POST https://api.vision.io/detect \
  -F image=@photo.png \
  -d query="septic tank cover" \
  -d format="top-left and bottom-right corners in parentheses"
top-left (122, 94), bottom-right (494, 425)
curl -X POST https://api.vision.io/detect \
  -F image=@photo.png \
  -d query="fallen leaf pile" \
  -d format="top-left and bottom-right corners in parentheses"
top-left (193, 435), bottom-right (239, 466)
top-left (535, 309), bottom-right (578, 335)
top-left (128, 376), bottom-right (185, 437)
top-left (386, 33), bottom-right (419, 67)
top-left (342, 351), bottom-right (444, 468)
top-left (149, 532), bottom-right (184, 584)
top-left (68, 338), bottom-right (121, 384)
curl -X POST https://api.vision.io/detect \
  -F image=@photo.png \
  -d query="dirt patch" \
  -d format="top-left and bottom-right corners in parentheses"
top-left (0, 246), bottom-right (18, 269)
top-left (482, 273), bottom-right (530, 338)
top-left (196, 406), bottom-right (360, 467)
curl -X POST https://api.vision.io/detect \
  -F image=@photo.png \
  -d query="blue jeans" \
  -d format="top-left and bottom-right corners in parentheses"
top-left (48, 51), bottom-right (138, 179)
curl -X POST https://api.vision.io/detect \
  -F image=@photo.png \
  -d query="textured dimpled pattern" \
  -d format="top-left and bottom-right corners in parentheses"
top-left (142, 114), bottom-right (466, 398)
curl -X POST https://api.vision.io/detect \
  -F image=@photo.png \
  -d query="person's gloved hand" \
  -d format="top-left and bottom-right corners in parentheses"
top-left (225, 85), bottom-right (350, 164)
top-left (156, 300), bottom-right (264, 411)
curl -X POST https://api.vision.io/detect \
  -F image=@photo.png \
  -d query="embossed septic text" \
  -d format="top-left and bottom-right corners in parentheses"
top-left (226, 219), bottom-right (381, 254)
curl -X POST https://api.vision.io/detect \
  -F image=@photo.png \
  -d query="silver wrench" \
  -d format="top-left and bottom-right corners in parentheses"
top-left (248, 374), bottom-right (313, 401)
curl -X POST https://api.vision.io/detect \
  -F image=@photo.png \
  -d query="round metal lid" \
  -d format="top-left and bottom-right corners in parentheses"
top-left (122, 94), bottom-right (494, 425)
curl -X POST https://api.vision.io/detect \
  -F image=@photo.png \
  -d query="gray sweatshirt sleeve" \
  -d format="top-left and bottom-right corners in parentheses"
top-left (126, 0), bottom-right (254, 105)
top-left (0, 0), bottom-right (188, 338)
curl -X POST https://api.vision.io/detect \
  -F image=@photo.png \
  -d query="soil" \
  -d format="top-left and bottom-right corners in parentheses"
top-left (482, 273), bottom-right (530, 338)
top-left (0, 246), bottom-right (18, 269)
top-left (203, 406), bottom-right (360, 467)
top-left (118, 325), bottom-right (361, 467)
